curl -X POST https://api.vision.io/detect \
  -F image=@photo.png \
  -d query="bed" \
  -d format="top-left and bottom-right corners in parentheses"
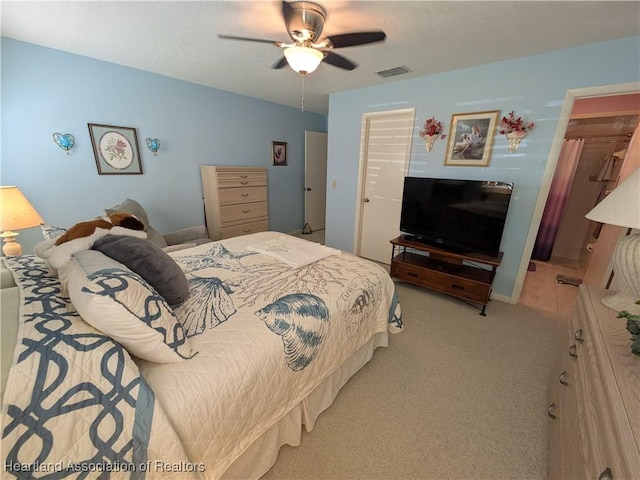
top-left (1, 231), bottom-right (402, 479)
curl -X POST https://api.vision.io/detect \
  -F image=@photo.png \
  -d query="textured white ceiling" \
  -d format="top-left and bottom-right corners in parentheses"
top-left (2, 1), bottom-right (639, 114)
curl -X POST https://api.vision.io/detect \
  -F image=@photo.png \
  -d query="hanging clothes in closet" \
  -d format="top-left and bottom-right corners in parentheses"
top-left (591, 150), bottom-right (626, 239)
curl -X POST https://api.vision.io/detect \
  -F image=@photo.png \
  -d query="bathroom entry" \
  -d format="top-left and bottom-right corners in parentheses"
top-left (532, 112), bottom-right (637, 275)
top-left (516, 89), bottom-right (640, 314)
top-left (551, 143), bottom-right (626, 270)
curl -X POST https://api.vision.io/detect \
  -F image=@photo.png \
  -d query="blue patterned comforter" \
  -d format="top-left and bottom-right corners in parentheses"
top-left (1, 256), bottom-right (192, 479)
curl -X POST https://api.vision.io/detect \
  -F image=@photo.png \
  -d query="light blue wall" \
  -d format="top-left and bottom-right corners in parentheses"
top-left (325, 36), bottom-right (640, 299)
top-left (1, 38), bottom-right (326, 253)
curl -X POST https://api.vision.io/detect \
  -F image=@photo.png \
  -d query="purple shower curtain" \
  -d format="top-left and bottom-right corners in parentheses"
top-left (532, 139), bottom-right (585, 261)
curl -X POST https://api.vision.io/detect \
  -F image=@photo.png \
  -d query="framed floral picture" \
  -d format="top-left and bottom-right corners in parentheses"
top-left (88, 123), bottom-right (143, 175)
top-left (272, 141), bottom-right (287, 166)
top-left (444, 111), bottom-right (500, 167)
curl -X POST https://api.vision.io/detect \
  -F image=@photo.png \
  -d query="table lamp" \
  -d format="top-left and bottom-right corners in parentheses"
top-left (585, 168), bottom-right (640, 313)
top-left (0, 186), bottom-right (44, 256)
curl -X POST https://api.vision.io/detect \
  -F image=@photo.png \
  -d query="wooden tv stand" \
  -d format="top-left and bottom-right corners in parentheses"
top-left (390, 235), bottom-right (503, 315)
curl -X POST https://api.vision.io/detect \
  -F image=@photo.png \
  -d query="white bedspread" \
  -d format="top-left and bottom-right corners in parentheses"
top-left (138, 232), bottom-right (402, 478)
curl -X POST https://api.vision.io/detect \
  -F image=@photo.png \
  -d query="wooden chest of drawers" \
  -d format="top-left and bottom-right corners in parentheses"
top-left (548, 285), bottom-right (640, 479)
top-left (201, 166), bottom-right (268, 240)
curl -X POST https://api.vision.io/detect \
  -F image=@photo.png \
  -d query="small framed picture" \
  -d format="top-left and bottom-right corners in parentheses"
top-left (444, 111), bottom-right (500, 167)
top-left (88, 123), bottom-right (143, 175)
top-left (272, 141), bottom-right (287, 166)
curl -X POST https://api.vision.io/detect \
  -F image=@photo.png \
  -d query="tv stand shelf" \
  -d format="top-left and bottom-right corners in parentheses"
top-left (390, 235), bottom-right (503, 315)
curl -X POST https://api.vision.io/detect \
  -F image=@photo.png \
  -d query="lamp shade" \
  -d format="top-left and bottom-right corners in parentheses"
top-left (585, 168), bottom-right (640, 229)
top-left (585, 168), bottom-right (640, 314)
top-left (0, 186), bottom-right (44, 231)
top-left (283, 46), bottom-right (323, 74)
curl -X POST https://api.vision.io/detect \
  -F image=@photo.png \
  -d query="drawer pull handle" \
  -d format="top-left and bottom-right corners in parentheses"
top-left (598, 467), bottom-right (612, 480)
top-left (407, 272), bottom-right (418, 278)
top-left (559, 371), bottom-right (568, 386)
top-left (451, 284), bottom-right (465, 290)
top-left (239, 175), bottom-right (248, 178)
top-left (241, 193), bottom-right (249, 197)
top-left (574, 329), bottom-right (584, 343)
top-left (242, 209), bottom-right (250, 213)
top-left (547, 403), bottom-right (556, 420)
top-left (568, 344), bottom-right (578, 358)
top-left (240, 181), bottom-right (249, 185)
top-left (243, 229), bottom-right (251, 233)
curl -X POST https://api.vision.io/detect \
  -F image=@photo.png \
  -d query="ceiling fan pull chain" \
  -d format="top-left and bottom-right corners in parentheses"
top-left (301, 73), bottom-right (305, 112)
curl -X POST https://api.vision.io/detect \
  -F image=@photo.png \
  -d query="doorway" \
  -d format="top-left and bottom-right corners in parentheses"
top-left (354, 108), bottom-right (415, 264)
top-left (304, 131), bottom-right (327, 233)
top-left (515, 85), bottom-right (640, 314)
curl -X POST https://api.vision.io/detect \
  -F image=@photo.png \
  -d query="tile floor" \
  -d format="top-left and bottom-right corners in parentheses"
top-left (518, 257), bottom-right (585, 317)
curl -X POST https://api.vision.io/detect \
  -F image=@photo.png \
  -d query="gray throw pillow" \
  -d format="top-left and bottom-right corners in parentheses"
top-left (145, 226), bottom-right (169, 248)
top-left (92, 235), bottom-right (189, 307)
top-left (105, 199), bottom-right (169, 248)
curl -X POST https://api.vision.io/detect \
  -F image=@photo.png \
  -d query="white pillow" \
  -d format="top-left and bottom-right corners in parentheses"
top-left (60, 251), bottom-right (196, 363)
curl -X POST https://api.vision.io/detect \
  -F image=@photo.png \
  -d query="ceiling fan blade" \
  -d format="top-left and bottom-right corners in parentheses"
top-left (323, 51), bottom-right (357, 71)
top-left (272, 56), bottom-right (288, 69)
top-left (324, 31), bottom-right (386, 49)
top-left (217, 34), bottom-right (283, 46)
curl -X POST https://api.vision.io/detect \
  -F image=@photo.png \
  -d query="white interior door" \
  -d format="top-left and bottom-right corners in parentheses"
top-left (356, 109), bottom-right (415, 263)
top-left (304, 131), bottom-right (328, 231)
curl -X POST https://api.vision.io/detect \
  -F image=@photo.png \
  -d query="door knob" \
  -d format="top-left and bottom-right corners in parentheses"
top-left (363, 198), bottom-right (370, 203)
top-left (305, 187), bottom-right (311, 191)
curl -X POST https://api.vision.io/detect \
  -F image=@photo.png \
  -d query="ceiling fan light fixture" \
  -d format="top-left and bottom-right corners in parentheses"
top-left (284, 46), bottom-right (323, 74)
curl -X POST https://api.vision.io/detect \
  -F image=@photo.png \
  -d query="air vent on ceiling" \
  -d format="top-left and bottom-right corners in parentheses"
top-left (376, 66), bottom-right (411, 78)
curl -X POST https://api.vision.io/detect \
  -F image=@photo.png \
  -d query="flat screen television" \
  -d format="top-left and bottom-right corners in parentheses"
top-left (399, 177), bottom-right (514, 257)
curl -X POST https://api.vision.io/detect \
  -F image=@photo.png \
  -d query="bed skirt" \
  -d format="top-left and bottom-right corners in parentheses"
top-left (221, 330), bottom-right (389, 479)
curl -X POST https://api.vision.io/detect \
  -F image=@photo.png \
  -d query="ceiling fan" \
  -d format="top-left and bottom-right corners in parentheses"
top-left (218, 1), bottom-right (386, 75)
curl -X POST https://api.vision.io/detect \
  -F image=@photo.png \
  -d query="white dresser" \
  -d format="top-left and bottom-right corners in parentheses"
top-left (201, 166), bottom-right (268, 240)
top-left (548, 285), bottom-right (640, 479)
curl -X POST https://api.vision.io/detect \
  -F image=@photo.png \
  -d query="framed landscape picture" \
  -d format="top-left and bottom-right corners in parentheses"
top-left (88, 123), bottom-right (143, 175)
top-left (444, 111), bottom-right (500, 167)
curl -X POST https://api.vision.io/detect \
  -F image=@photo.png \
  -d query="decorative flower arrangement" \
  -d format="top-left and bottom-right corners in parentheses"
top-left (499, 111), bottom-right (535, 135)
top-left (419, 117), bottom-right (444, 153)
top-left (419, 117), bottom-right (444, 137)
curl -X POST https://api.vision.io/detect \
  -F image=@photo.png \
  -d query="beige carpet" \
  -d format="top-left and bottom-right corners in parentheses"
top-left (261, 282), bottom-right (566, 480)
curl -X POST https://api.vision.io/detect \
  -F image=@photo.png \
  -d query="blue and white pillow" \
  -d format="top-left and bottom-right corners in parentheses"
top-left (60, 250), bottom-right (196, 363)
top-left (40, 223), bottom-right (67, 240)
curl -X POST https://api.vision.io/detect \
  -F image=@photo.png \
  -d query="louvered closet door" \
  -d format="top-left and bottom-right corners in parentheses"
top-left (357, 109), bottom-right (414, 264)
